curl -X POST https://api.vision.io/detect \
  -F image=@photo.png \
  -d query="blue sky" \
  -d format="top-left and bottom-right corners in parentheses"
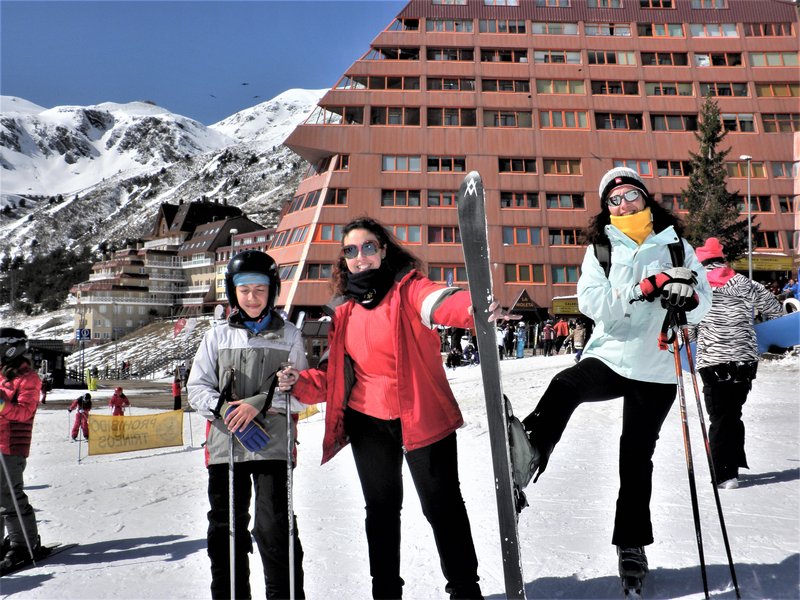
top-left (1, 0), bottom-right (405, 124)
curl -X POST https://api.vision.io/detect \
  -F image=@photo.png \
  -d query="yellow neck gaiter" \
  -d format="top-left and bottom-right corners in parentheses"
top-left (610, 207), bottom-right (653, 245)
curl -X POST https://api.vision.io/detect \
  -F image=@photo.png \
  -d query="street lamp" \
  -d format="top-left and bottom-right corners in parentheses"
top-left (739, 154), bottom-right (753, 280)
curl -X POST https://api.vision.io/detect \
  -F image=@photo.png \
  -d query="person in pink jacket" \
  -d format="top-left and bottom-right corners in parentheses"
top-left (278, 217), bottom-right (505, 600)
top-left (0, 328), bottom-right (43, 569)
top-left (108, 387), bottom-right (130, 416)
top-left (69, 393), bottom-right (92, 441)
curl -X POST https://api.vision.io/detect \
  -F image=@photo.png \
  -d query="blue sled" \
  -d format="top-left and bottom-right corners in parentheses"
top-left (680, 312), bottom-right (800, 371)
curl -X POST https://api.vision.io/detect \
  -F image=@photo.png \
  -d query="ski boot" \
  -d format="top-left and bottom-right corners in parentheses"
top-left (618, 546), bottom-right (648, 598)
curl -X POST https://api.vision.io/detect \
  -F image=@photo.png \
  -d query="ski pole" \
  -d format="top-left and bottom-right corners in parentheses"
top-left (282, 361), bottom-right (296, 600)
top-left (679, 325), bottom-right (741, 599)
top-left (0, 452), bottom-right (36, 565)
top-left (228, 431), bottom-right (236, 600)
top-left (669, 310), bottom-right (709, 599)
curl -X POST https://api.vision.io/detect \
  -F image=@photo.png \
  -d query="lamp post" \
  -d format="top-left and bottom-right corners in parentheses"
top-left (739, 154), bottom-right (753, 280)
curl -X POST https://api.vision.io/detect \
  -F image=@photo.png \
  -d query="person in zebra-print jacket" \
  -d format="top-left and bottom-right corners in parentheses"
top-left (691, 237), bottom-right (784, 490)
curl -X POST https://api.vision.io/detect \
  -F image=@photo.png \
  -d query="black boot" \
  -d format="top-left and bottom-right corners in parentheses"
top-left (617, 546), bottom-right (648, 578)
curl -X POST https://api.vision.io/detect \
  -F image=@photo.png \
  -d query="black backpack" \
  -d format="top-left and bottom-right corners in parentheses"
top-left (593, 239), bottom-right (685, 279)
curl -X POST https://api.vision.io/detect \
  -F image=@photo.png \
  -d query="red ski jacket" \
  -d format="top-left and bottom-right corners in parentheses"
top-left (293, 270), bottom-right (475, 464)
top-left (0, 363), bottom-right (41, 457)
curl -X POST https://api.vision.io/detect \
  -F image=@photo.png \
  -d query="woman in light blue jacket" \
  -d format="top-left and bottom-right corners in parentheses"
top-left (521, 167), bottom-right (712, 586)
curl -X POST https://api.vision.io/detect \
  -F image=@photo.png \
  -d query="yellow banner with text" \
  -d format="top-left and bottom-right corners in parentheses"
top-left (88, 410), bottom-right (184, 456)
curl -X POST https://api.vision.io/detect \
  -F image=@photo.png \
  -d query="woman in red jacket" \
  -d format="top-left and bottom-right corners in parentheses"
top-left (0, 328), bottom-right (43, 569)
top-left (279, 217), bottom-right (502, 599)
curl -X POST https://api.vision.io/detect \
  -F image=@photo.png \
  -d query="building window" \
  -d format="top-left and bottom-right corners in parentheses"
top-left (551, 265), bottom-right (580, 284)
top-left (427, 107), bottom-right (477, 127)
top-left (660, 194), bottom-right (689, 212)
top-left (505, 264), bottom-right (545, 284)
top-left (502, 226), bottom-right (542, 246)
top-left (289, 226), bottom-right (309, 245)
top-left (304, 264), bottom-right (333, 280)
top-left (540, 110), bottom-right (589, 129)
top-left (754, 231), bottom-right (781, 250)
top-left (428, 265), bottom-right (468, 284)
top-left (585, 23), bottom-right (631, 37)
top-left (689, 23), bottom-right (738, 38)
top-left (613, 159), bottom-right (652, 176)
top-left (588, 50), bottom-right (636, 65)
top-left (531, 22), bottom-right (578, 35)
top-left (536, 79), bottom-right (585, 94)
top-left (392, 225), bottom-right (422, 243)
top-left (426, 18), bottom-right (473, 32)
top-left (427, 190), bottom-right (458, 207)
top-left (595, 112), bottom-right (643, 130)
top-left (591, 80), bottom-right (639, 95)
top-left (698, 82), bottom-right (748, 97)
top-left (548, 228), bottom-right (581, 246)
top-left (642, 51), bottom-right (688, 66)
top-left (382, 155), bottom-right (422, 172)
top-left (755, 83), bottom-right (799, 98)
top-left (279, 265), bottom-right (298, 280)
top-left (726, 161), bottom-right (766, 178)
top-left (500, 191), bottom-right (539, 209)
top-left (364, 47), bottom-right (420, 61)
top-left (777, 196), bottom-right (797, 214)
top-left (543, 159), bottom-right (582, 175)
top-left (484, 110), bottom-right (532, 128)
top-left (645, 81), bottom-right (693, 96)
top-left (588, 0), bottom-right (622, 7)
top-left (743, 23), bottom-right (793, 37)
top-left (736, 196), bottom-right (773, 213)
top-left (479, 20), bottom-right (526, 34)
top-left (427, 47), bottom-right (475, 62)
top-left (428, 77), bottom-right (476, 91)
top-left (335, 155), bottom-right (349, 170)
top-left (482, 79), bottom-right (530, 92)
top-left (324, 188), bottom-right (348, 206)
top-left (428, 156), bottom-right (467, 172)
top-left (485, 0), bottom-right (520, 4)
top-left (546, 193), bottom-right (585, 209)
top-left (771, 162), bottom-right (799, 178)
top-left (428, 226), bottom-right (461, 244)
top-left (499, 158), bottom-right (536, 173)
top-left (638, 23), bottom-right (684, 37)
top-left (432, 0), bottom-right (468, 4)
top-left (534, 50), bottom-right (581, 64)
top-left (381, 190), bottom-right (421, 207)
top-left (535, 0), bottom-right (569, 6)
top-left (651, 114), bottom-right (698, 131)
top-left (306, 105), bottom-right (365, 125)
top-left (271, 230), bottom-right (290, 248)
top-left (656, 161), bottom-right (692, 176)
top-left (640, 0), bottom-right (674, 7)
top-left (694, 52), bottom-right (742, 67)
top-left (480, 48), bottom-right (529, 63)
top-left (691, 0), bottom-right (726, 7)
top-left (762, 113), bottom-right (800, 133)
top-left (371, 106), bottom-right (420, 126)
top-left (721, 113), bottom-right (756, 132)
top-left (336, 75), bottom-right (420, 90)
top-left (387, 18), bottom-right (419, 32)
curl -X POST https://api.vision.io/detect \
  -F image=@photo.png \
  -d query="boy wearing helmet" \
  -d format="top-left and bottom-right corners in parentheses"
top-left (0, 328), bottom-right (44, 571)
top-left (68, 393), bottom-right (92, 441)
top-left (188, 250), bottom-right (307, 599)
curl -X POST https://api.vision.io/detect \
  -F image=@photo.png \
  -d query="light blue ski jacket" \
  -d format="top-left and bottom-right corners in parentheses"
top-left (578, 224), bottom-right (712, 384)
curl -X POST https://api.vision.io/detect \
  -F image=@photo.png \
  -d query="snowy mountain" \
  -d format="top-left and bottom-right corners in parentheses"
top-left (0, 89), bottom-right (325, 257)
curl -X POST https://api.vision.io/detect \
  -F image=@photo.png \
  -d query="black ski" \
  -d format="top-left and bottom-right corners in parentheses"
top-left (457, 171), bottom-right (526, 599)
top-left (0, 543), bottom-right (77, 576)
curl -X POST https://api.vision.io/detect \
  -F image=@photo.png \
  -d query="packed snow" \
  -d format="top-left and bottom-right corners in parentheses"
top-left (2, 351), bottom-right (798, 599)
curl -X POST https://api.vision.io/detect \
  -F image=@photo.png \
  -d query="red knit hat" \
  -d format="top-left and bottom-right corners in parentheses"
top-left (696, 237), bottom-right (726, 262)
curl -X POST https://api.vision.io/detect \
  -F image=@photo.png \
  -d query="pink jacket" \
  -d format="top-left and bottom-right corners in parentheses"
top-left (108, 392), bottom-right (130, 416)
top-left (0, 364), bottom-right (41, 457)
top-left (293, 270), bottom-right (474, 464)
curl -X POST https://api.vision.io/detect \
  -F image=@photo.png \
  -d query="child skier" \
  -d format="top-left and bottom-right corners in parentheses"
top-left (188, 250), bottom-right (308, 599)
top-left (68, 393), bottom-right (92, 441)
top-left (108, 387), bottom-right (129, 416)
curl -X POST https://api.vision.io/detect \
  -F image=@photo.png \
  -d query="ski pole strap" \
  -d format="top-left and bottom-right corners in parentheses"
top-left (212, 368), bottom-right (235, 419)
top-left (658, 307), bottom-right (686, 351)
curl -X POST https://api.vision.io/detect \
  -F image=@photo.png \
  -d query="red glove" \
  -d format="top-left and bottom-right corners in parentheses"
top-left (638, 267), bottom-right (698, 304)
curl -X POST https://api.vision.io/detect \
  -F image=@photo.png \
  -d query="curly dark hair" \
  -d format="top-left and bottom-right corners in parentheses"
top-left (583, 195), bottom-right (685, 245)
top-left (331, 217), bottom-right (422, 296)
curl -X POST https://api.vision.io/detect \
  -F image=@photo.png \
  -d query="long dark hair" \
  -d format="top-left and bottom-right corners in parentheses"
top-left (331, 217), bottom-right (422, 296)
top-left (583, 196), bottom-right (685, 245)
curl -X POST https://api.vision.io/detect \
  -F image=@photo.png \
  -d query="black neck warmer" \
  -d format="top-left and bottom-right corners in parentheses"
top-left (344, 264), bottom-right (396, 309)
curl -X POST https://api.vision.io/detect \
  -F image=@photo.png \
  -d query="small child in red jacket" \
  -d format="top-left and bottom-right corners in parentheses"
top-left (108, 387), bottom-right (130, 416)
top-left (69, 393), bottom-right (92, 440)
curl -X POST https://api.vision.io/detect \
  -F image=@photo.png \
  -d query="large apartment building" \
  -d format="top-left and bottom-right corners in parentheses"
top-left (270, 0), bottom-right (797, 322)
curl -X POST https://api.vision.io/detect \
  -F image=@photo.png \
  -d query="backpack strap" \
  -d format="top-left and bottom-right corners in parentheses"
top-left (592, 241), bottom-right (612, 279)
top-left (667, 240), bottom-right (685, 269)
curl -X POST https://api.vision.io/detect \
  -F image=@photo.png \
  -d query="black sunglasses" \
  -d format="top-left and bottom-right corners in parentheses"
top-left (341, 241), bottom-right (380, 259)
top-left (607, 188), bottom-right (643, 207)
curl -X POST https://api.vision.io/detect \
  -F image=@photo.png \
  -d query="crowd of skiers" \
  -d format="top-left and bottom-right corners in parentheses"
top-left (2, 166), bottom-right (792, 597)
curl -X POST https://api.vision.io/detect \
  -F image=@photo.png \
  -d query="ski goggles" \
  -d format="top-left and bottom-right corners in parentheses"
top-left (341, 241), bottom-right (380, 259)
top-left (606, 188), bottom-right (644, 207)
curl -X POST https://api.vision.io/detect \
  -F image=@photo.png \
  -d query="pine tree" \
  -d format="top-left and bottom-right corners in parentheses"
top-left (682, 95), bottom-right (752, 262)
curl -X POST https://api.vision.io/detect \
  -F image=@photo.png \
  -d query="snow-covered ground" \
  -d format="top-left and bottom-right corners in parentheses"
top-left (2, 353), bottom-right (798, 599)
